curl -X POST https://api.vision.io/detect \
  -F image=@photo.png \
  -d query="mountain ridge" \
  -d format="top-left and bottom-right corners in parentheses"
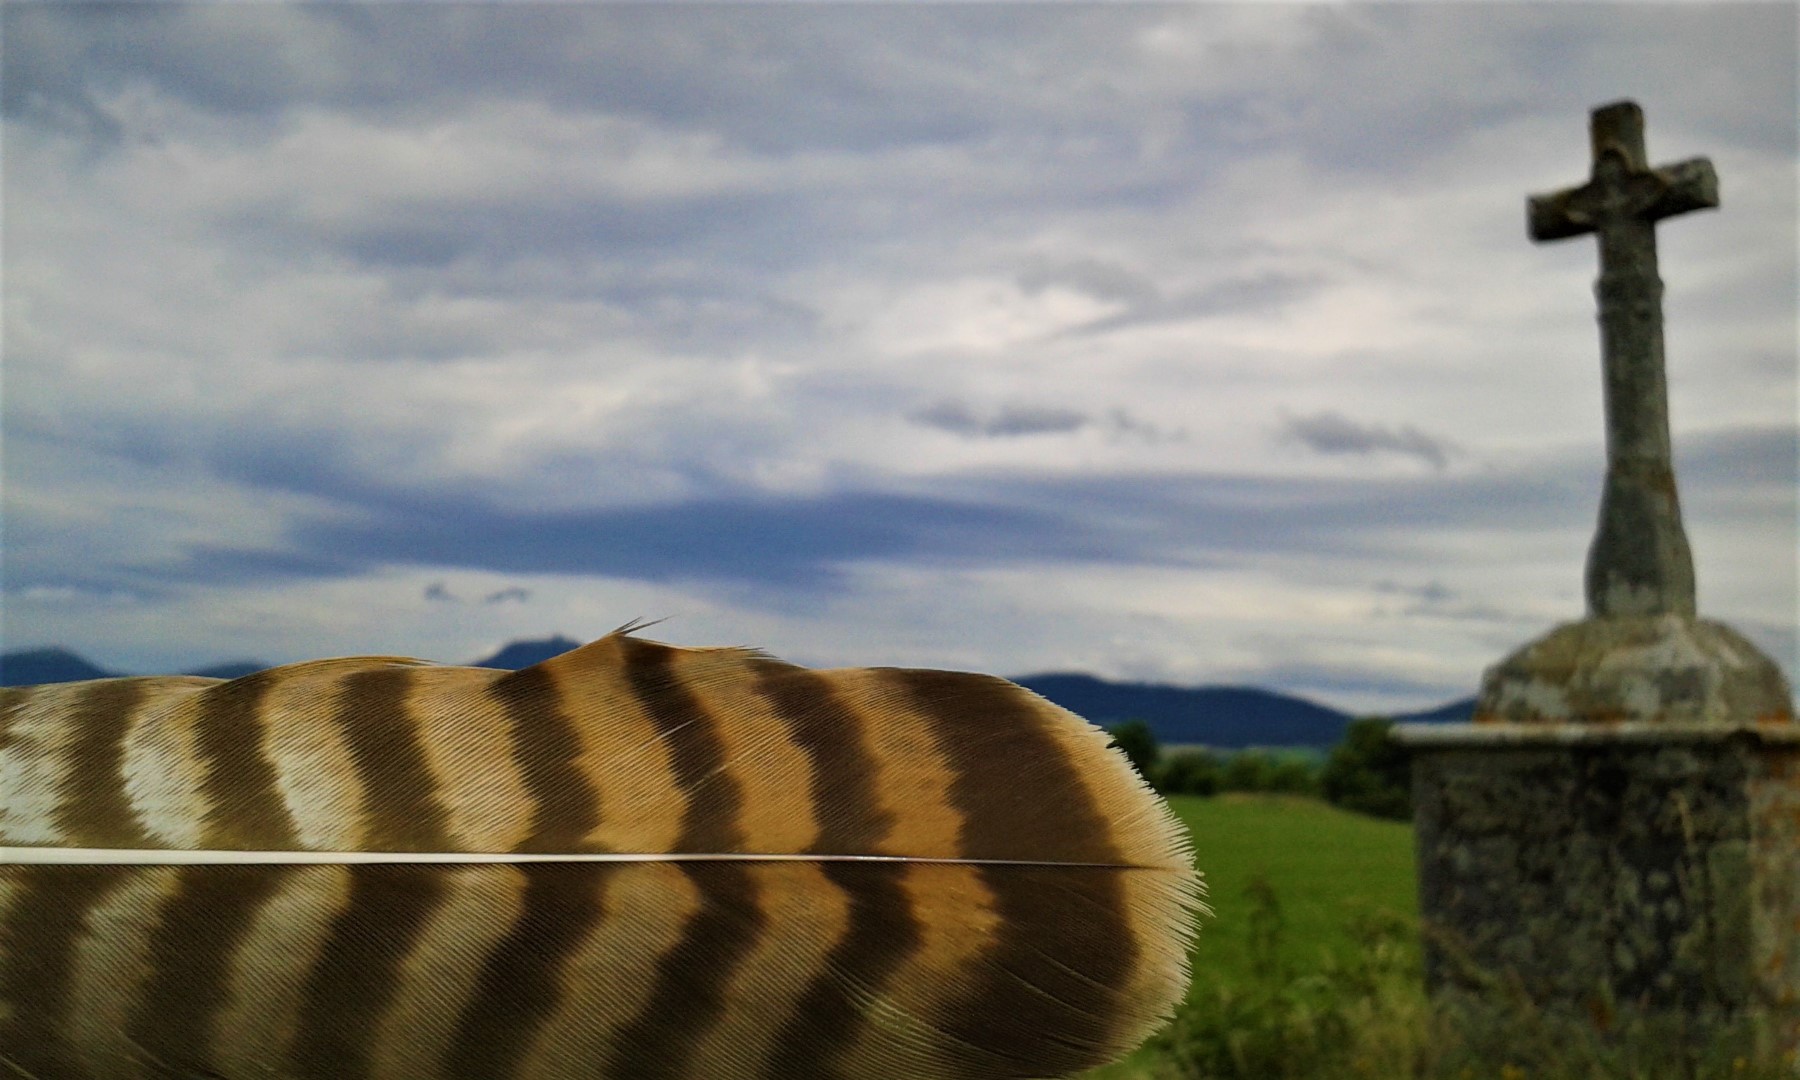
top-left (0, 640), bottom-right (1475, 748)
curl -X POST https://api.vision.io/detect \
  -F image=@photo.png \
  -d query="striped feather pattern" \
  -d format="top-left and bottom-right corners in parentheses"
top-left (1, 631), bottom-right (1203, 1080)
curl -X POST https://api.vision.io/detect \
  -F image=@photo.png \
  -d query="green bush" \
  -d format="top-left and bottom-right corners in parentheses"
top-left (1157, 749), bottom-right (1223, 796)
top-left (1219, 750), bottom-right (1277, 792)
top-left (1216, 751), bottom-right (1319, 795)
top-left (1264, 757), bottom-right (1320, 796)
top-left (1106, 719), bottom-right (1161, 783)
top-left (1151, 873), bottom-right (1427, 1079)
top-left (1321, 716), bottom-right (1412, 820)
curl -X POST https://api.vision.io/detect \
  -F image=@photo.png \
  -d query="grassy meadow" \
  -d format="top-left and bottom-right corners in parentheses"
top-left (1083, 793), bottom-right (1419, 1080)
top-left (1084, 794), bottom-right (1795, 1080)
top-left (1167, 792), bottom-right (1417, 987)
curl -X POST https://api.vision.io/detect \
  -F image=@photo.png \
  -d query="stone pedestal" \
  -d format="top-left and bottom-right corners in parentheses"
top-left (1395, 615), bottom-right (1798, 1052)
top-left (1477, 615), bottom-right (1793, 726)
top-left (1403, 100), bottom-right (1798, 1058)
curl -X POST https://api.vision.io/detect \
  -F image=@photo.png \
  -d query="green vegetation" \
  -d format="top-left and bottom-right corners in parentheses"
top-left (1319, 716), bottom-right (1413, 820)
top-left (1107, 720), bottom-right (1162, 782)
top-left (1081, 794), bottom-right (1794, 1079)
top-left (1157, 749), bottom-right (1221, 796)
top-left (1166, 794), bottom-right (1419, 987)
top-left (1218, 749), bottom-right (1319, 797)
top-left (1108, 709), bottom-right (1412, 813)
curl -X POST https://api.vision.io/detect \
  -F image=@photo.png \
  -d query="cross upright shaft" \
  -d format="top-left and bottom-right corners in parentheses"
top-left (1527, 100), bottom-right (1717, 619)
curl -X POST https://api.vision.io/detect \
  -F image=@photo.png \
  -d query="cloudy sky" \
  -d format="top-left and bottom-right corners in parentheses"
top-left (4, 3), bottom-right (1795, 713)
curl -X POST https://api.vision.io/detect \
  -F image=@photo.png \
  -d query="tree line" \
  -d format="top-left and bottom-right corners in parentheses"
top-left (1105, 716), bottom-right (1412, 820)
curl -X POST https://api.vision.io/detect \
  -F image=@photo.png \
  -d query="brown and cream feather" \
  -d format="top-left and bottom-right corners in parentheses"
top-left (1, 630), bottom-right (1202, 1080)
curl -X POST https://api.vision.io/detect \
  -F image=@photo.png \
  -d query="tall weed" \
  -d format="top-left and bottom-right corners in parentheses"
top-left (1146, 875), bottom-right (1794, 1080)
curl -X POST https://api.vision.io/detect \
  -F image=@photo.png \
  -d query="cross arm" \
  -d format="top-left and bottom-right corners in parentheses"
top-left (1527, 157), bottom-right (1719, 243)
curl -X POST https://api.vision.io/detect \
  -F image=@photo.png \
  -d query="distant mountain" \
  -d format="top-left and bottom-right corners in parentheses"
top-left (0, 638), bottom-right (1480, 748)
top-left (0, 647), bottom-right (117, 686)
top-left (185, 661), bottom-right (272, 680)
top-left (468, 635), bottom-right (585, 670)
top-left (461, 644), bottom-right (1472, 746)
top-left (1393, 697), bottom-right (1478, 724)
top-left (0, 637), bottom-right (590, 685)
top-left (1013, 672), bottom-right (1352, 750)
top-left (0, 648), bottom-right (280, 686)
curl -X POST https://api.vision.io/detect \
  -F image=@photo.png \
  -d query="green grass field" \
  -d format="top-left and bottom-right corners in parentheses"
top-left (1082, 793), bottom-right (1419, 1079)
top-left (1082, 794), bottom-right (1793, 1080)
top-left (1172, 792), bottom-right (1418, 986)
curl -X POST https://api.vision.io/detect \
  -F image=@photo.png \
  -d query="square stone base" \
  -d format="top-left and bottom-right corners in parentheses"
top-left (1395, 724), bottom-right (1799, 1052)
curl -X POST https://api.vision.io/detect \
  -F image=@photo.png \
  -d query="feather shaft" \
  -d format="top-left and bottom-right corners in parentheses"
top-left (4, 848), bottom-right (1171, 867)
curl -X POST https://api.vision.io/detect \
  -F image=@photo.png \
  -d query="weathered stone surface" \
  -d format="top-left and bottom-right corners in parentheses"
top-left (1400, 100), bottom-right (1797, 1059)
top-left (1529, 100), bottom-right (1717, 620)
top-left (1748, 749), bottom-right (1800, 1042)
top-left (1476, 614), bottom-right (1795, 726)
top-left (1398, 728), bottom-right (1800, 1049)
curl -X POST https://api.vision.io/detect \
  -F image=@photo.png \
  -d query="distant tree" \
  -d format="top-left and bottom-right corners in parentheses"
top-left (1156, 748), bottom-right (1222, 796)
top-left (1218, 750), bottom-right (1320, 795)
top-left (1320, 716), bottom-right (1412, 820)
top-left (1221, 750), bottom-right (1278, 792)
top-left (1105, 720), bottom-right (1161, 783)
top-left (1266, 757), bottom-right (1320, 796)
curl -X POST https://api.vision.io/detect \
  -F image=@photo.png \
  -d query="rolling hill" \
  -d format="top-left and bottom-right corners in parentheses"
top-left (1014, 672), bottom-right (1352, 749)
top-left (0, 639), bottom-right (1474, 748)
top-left (0, 647), bottom-right (116, 687)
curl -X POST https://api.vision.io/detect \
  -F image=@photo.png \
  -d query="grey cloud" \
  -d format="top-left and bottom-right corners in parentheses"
top-left (3, 6), bottom-right (417, 127)
top-left (418, 581), bottom-right (531, 605)
top-left (13, 4), bottom-right (1791, 176)
top-left (2, 6), bottom-right (1122, 153)
top-left (7, 2), bottom-right (1792, 694)
top-left (1017, 257), bottom-right (1161, 306)
top-left (1066, 272), bottom-right (1328, 336)
top-left (1101, 409), bottom-right (1185, 446)
top-left (1262, 6), bottom-right (1796, 173)
top-left (129, 463), bottom-right (1575, 597)
top-left (1369, 579), bottom-right (1520, 624)
top-left (910, 401), bottom-right (1090, 439)
top-left (909, 401), bottom-right (1181, 443)
top-left (1280, 410), bottom-right (1456, 470)
top-left (1375, 580), bottom-right (1455, 604)
top-left (18, 5), bottom-right (1781, 382)
top-left (1675, 424), bottom-right (1799, 492)
top-left (130, 545), bottom-right (363, 587)
top-left (16, 423), bottom-right (1784, 638)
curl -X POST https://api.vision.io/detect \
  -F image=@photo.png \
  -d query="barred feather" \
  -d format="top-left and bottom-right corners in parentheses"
top-left (1, 630), bottom-right (1203, 1080)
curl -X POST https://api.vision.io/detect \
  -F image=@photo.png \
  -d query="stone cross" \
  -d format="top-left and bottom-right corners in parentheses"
top-left (1527, 100), bottom-right (1717, 619)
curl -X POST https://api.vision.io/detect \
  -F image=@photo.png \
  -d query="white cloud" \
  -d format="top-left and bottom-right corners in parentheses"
top-left (3, 3), bottom-right (1793, 707)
